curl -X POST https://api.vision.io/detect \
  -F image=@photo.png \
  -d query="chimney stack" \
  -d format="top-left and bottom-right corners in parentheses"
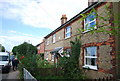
top-left (88, 0), bottom-right (98, 6)
top-left (61, 14), bottom-right (67, 25)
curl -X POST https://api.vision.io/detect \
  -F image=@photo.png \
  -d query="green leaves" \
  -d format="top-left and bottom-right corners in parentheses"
top-left (0, 44), bottom-right (5, 52)
top-left (78, 5), bottom-right (119, 36)
top-left (12, 42), bottom-right (37, 55)
top-left (58, 37), bottom-right (83, 79)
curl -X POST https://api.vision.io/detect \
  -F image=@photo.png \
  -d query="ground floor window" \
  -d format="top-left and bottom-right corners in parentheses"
top-left (65, 49), bottom-right (71, 57)
top-left (51, 54), bottom-right (54, 61)
top-left (45, 52), bottom-right (49, 60)
top-left (83, 46), bottom-right (98, 70)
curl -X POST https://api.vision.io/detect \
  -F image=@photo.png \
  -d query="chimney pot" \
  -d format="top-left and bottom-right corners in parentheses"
top-left (88, 0), bottom-right (98, 6)
top-left (61, 14), bottom-right (67, 25)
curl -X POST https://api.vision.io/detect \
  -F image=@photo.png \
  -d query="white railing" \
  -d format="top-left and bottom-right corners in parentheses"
top-left (23, 68), bottom-right (37, 81)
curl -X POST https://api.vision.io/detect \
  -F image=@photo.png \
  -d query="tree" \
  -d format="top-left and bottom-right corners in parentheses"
top-left (12, 42), bottom-right (38, 77)
top-left (0, 44), bottom-right (5, 52)
top-left (12, 46), bottom-right (18, 54)
top-left (58, 37), bottom-right (84, 79)
top-left (12, 42), bottom-right (37, 55)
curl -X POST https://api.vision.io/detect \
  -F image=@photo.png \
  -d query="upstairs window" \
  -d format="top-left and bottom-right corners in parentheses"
top-left (65, 26), bottom-right (71, 39)
top-left (46, 38), bottom-right (49, 45)
top-left (84, 12), bottom-right (96, 32)
top-left (53, 34), bottom-right (56, 43)
top-left (83, 46), bottom-right (97, 70)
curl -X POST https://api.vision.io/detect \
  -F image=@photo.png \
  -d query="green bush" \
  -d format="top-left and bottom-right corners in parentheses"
top-left (15, 39), bottom-right (86, 80)
top-left (58, 37), bottom-right (85, 79)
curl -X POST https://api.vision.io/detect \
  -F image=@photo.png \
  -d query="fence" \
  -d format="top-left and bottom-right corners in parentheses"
top-left (23, 68), bottom-right (120, 81)
top-left (82, 78), bottom-right (120, 81)
top-left (23, 68), bottom-right (37, 81)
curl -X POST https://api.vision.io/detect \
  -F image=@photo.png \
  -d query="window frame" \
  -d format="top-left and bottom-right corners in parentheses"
top-left (65, 49), bottom-right (71, 57)
top-left (65, 26), bottom-right (71, 39)
top-left (46, 38), bottom-right (49, 45)
top-left (84, 12), bottom-right (97, 33)
top-left (53, 34), bottom-right (56, 43)
top-left (83, 46), bottom-right (98, 70)
top-left (45, 52), bottom-right (49, 60)
top-left (51, 54), bottom-right (54, 61)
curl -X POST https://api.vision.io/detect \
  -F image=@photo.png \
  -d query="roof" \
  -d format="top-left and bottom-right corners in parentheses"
top-left (50, 47), bottom-right (63, 54)
top-left (36, 43), bottom-right (40, 47)
top-left (36, 40), bottom-right (45, 47)
top-left (44, 2), bottom-right (101, 39)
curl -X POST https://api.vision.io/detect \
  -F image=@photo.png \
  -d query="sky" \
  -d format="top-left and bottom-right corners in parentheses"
top-left (0, 0), bottom-right (88, 51)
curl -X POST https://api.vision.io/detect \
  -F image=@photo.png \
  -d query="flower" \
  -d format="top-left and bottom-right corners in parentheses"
top-left (20, 56), bottom-right (25, 59)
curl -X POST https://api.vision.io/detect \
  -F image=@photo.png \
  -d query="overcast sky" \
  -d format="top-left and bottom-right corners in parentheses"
top-left (0, 0), bottom-right (88, 51)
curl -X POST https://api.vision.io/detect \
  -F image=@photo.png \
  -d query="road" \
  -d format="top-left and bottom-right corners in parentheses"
top-left (0, 67), bottom-right (20, 81)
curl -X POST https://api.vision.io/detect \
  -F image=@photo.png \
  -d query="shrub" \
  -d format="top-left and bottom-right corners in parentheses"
top-left (58, 37), bottom-right (85, 79)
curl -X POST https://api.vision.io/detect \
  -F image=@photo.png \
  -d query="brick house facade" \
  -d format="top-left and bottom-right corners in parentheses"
top-left (36, 41), bottom-right (45, 54)
top-left (44, 2), bottom-right (120, 79)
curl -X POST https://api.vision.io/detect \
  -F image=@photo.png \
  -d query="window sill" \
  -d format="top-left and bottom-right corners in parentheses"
top-left (46, 58), bottom-right (48, 60)
top-left (83, 65), bottom-right (98, 70)
top-left (82, 30), bottom-right (91, 34)
top-left (51, 60), bottom-right (54, 61)
top-left (52, 42), bottom-right (56, 44)
top-left (65, 36), bottom-right (71, 39)
top-left (82, 27), bottom-right (97, 34)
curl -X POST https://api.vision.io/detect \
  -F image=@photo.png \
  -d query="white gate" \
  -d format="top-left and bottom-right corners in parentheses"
top-left (23, 68), bottom-right (37, 81)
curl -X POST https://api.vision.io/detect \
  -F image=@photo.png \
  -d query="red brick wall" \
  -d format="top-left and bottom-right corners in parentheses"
top-left (39, 42), bottom-right (45, 54)
top-left (81, 35), bottom-right (116, 79)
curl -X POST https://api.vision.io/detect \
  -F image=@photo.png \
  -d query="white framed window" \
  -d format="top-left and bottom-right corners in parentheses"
top-left (65, 49), bottom-right (71, 57)
top-left (65, 26), bottom-right (71, 39)
top-left (83, 46), bottom-right (98, 70)
top-left (51, 54), bottom-right (54, 61)
top-left (46, 38), bottom-right (49, 45)
top-left (53, 34), bottom-right (56, 43)
top-left (84, 12), bottom-right (96, 32)
top-left (46, 52), bottom-right (49, 60)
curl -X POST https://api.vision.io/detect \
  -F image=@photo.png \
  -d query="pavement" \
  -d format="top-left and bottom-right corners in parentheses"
top-left (7, 70), bottom-right (20, 79)
top-left (1, 67), bottom-right (20, 81)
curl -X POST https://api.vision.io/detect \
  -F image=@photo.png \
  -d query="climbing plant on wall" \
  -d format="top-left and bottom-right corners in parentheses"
top-left (58, 37), bottom-right (85, 79)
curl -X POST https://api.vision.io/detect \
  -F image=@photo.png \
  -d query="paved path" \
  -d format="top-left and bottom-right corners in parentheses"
top-left (7, 70), bottom-right (20, 79)
top-left (1, 67), bottom-right (20, 81)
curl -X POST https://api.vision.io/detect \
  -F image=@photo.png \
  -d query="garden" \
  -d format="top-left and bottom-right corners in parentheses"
top-left (12, 39), bottom-right (86, 80)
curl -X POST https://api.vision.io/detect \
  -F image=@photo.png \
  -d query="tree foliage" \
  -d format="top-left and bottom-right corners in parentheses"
top-left (58, 37), bottom-right (84, 79)
top-left (13, 42), bottom-right (38, 79)
top-left (12, 42), bottom-right (37, 55)
top-left (0, 44), bottom-right (5, 52)
top-left (78, 5), bottom-right (119, 36)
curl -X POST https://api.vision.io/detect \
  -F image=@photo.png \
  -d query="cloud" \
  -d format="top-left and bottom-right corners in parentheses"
top-left (0, 30), bottom-right (43, 51)
top-left (9, 30), bottom-right (33, 37)
top-left (0, 0), bottom-right (88, 30)
top-left (0, 0), bottom-right (88, 51)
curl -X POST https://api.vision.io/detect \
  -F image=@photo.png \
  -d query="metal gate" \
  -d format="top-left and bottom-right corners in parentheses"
top-left (23, 68), bottom-right (37, 81)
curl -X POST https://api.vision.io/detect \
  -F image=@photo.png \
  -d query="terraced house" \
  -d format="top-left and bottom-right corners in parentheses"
top-left (36, 40), bottom-right (45, 54)
top-left (43, 1), bottom-right (120, 79)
